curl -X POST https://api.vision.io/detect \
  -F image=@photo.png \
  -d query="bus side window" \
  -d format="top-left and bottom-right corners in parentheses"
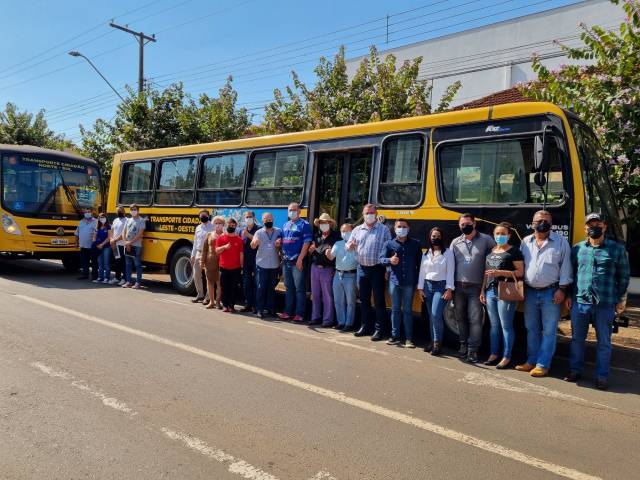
top-left (197, 153), bottom-right (246, 206)
top-left (245, 148), bottom-right (305, 206)
top-left (155, 157), bottom-right (197, 205)
top-left (378, 135), bottom-right (425, 206)
top-left (119, 161), bottom-right (155, 205)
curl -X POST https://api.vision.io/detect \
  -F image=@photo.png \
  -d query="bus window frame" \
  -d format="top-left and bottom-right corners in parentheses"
top-left (195, 150), bottom-right (247, 208)
top-left (433, 130), bottom-right (570, 210)
top-left (375, 131), bottom-right (428, 209)
top-left (118, 159), bottom-right (157, 207)
top-left (244, 145), bottom-right (309, 208)
top-left (154, 156), bottom-right (198, 207)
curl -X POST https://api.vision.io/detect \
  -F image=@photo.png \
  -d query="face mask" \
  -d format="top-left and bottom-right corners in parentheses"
top-left (460, 224), bottom-right (474, 235)
top-left (288, 210), bottom-right (299, 220)
top-left (245, 217), bottom-right (254, 226)
top-left (587, 226), bottom-right (603, 239)
top-left (319, 223), bottom-right (330, 233)
top-left (117, 211), bottom-right (125, 218)
top-left (534, 220), bottom-right (551, 233)
top-left (84, 212), bottom-right (92, 219)
top-left (227, 226), bottom-right (236, 234)
top-left (130, 210), bottom-right (138, 217)
top-left (264, 221), bottom-right (273, 229)
top-left (341, 231), bottom-right (351, 241)
top-left (364, 214), bottom-right (376, 225)
top-left (99, 217), bottom-right (107, 224)
top-left (200, 216), bottom-right (209, 223)
top-left (431, 237), bottom-right (442, 247)
top-left (395, 227), bottom-right (408, 238)
top-left (495, 234), bottom-right (509, 246)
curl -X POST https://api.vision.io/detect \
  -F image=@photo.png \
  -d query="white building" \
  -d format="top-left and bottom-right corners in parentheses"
top-left (346, 0), bottom-right (626, 108)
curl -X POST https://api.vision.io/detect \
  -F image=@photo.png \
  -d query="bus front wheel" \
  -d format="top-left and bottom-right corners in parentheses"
top-left (61, 253), bottom-right (81, 273)
top-left (169, 246), bottom-right (195, 295)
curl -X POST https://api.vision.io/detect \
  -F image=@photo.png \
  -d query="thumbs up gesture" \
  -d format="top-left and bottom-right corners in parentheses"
top-left (390, 252), bottom-right (400, 265)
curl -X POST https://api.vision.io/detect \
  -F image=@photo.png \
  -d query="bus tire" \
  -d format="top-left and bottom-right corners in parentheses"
top-left (61, 253), bottom-right (81, 273)
top-left (169, 246), bottom-right (195, 295)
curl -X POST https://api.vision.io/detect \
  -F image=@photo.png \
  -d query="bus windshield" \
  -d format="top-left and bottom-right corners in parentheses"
top-left (1, 153), bottom-right (101, 218)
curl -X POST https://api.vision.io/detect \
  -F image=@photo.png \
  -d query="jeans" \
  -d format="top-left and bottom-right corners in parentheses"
top-left (389, 282), bottom-right (415, 341)
top-left (311, 264), bottom-right (335, 324)
top-left (125, 246), bottom-right (143, 284)
top-left (283, 259), bottom-right (306, 317)
top-left (570, 302), bottom-right (616, 379)
top-left (96, 247), bottom-right (111, 281)
top-left (485, 287), bottom-right (517, 358)
top-left (256, 266), bottom-right (279, 313)
top-left (423, 280), bottom-right (447, 344)
top-left (453, 282), bottom-right (483, 352)
top-left (357, 264), bottom-right (387, 334)
top-left (220, 267), bottom-right (242, 309)
top-left (333, 271), bottom-right (356, 327)
top-left (112, 245), bottom-right (125, 281)
top-left (243, 263), bottom-right (256, 308)
top-left (524, 288), bottom-right (561, 369)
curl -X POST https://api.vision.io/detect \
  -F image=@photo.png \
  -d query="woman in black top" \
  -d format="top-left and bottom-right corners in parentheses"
top-left (309, 213), bottom-right (340, 327)
top-left (480, 222), bottom-right (524, 369)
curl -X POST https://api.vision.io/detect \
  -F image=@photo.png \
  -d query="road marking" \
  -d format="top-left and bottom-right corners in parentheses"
top-left (16, 294), bottom-right (601, 480)
top-left (162, 428), bottom-right (279, 480)
top-left (31, 361), bottom-right (138, 417)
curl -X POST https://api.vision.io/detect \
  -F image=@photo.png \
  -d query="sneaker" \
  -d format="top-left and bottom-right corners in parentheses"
top-left (92, 279), bottom-right (101, 283)
top-left (118, 279), bottom-right (126, 286)
top-left (109, 278), bottom-right (120, 285)
top-left (405, 340), bottom-right (416, 349)
top-left (132, 283), bottom-right (141, 289)
top-left (292, 315), bottom-right (304, 322)
top-left (102, 279), bottom-right (110, 284)
top-left (122, 282), bottom-right (132, 288)
top-left (278, 312), bottom-right (291, 320)
top-left (386, 337), bottom-right (400, 346)
top-left (466, 352), bottom-right (479, 364)
top-left (223, 307), bottom-right (231, 313)
top-left (458, 343), bottom-right (468, 358)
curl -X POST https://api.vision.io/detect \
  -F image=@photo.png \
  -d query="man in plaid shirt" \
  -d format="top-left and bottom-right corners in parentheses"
top-left (565, 213), bottom-right (630, 390)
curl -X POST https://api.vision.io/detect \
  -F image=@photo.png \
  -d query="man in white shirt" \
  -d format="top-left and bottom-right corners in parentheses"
top-left (75, 208), bottom-right (97, 280)
top-left (109, 206), bottom-right (127, 285)
top-left (191, 209), bottom-right (214, 303)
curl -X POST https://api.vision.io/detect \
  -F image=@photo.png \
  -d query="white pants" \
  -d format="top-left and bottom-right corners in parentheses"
top-left (192, 252), bottom-right (209, 302)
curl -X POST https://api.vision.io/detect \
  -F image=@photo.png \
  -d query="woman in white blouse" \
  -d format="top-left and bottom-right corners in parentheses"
top-left (417, 227), bottom-right (455, 356)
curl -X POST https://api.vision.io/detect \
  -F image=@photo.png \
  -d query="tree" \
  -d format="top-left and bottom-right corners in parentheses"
top-left (0, 102), bottom-right (75, 151)
top-left (79, 78), bottom-right (251, 180)
top-left (262, 46), bottom-right (461, 133)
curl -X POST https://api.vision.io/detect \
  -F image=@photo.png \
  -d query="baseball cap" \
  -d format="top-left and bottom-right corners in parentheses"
top-left (585, 213), bottom-right (603, 224)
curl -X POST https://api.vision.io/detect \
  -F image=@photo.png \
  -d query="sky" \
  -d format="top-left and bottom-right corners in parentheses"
top-left (0, 0), bottom-right (583, 143)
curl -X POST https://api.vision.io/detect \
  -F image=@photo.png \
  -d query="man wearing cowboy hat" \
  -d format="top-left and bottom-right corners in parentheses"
top-left (309, 213), bottom-right (340, 326)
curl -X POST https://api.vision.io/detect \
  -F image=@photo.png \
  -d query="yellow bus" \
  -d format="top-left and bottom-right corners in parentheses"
top-left (1, 144), bottom-right (103, 270)
top-left (107, 101), bottom-right (625, 334)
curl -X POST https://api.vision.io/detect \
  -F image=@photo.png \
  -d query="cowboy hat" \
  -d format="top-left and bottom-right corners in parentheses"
top-left (313, 212), bottom-right (336, 228)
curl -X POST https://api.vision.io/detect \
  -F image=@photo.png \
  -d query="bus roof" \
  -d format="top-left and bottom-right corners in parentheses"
top-left (0, 144), bottom-right (98, 166)
top-left (115, 101), bottom-right (567, 162)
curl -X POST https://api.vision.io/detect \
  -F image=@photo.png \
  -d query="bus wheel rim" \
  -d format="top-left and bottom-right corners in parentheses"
top-left (175, 256), bottom-right (192, 286)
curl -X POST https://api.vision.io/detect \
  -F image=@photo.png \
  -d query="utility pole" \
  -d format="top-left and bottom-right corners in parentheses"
top-left (109, 22), bottom-right (156, 94)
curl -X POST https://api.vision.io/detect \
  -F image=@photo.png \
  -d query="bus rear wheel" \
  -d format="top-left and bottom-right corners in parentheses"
top-left (61, 253), bottom-right (81, 273)
top-left (169, 246), bottom-right (195, 295)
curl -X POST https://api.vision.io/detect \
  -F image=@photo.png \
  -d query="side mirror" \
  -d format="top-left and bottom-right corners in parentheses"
top-left (534, 135), bottom-right (547, 171)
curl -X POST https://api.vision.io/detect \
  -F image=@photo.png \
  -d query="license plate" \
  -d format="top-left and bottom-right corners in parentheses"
top-left (51, 238), bottom-right (69, 245)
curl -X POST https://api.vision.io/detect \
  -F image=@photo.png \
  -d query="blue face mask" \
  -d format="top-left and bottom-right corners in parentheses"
top-left (495, 234), bottom-right (509, 246)
top-left (395, 227), bottom-right (408, 238)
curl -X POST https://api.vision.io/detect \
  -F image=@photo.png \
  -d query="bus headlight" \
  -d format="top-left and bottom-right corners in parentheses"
top-left (2, 214), bottom-right (22, 235)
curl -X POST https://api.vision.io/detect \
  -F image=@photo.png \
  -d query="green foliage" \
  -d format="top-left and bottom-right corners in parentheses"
top-left (79, 77), bottom-right (251, 180)
top-left (263, 46), bottom-right (461, 134)
top-left (0, 102), bottom-right (75, 151)
top-left (522, 0), bottom-right (640, 231)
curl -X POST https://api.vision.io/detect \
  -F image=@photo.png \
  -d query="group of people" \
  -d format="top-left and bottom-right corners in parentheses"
top-left (76, 202), bottom-right (630, 390)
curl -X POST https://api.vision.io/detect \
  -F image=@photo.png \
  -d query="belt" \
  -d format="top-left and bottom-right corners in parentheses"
top-left (337, 269), bottom-right (357, 274)
top-left (526, 283), bottom-right (559, 291)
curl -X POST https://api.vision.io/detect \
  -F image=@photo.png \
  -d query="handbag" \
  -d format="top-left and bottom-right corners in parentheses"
top-left (498, 271), bottom-right (524, 302)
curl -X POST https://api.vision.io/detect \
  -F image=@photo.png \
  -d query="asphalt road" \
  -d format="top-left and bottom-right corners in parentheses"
top-left (1, 259), bottom-right (639, 480)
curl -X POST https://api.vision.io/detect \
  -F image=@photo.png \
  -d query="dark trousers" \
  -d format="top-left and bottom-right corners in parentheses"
top-left (256, 266), bottom-right (279, 313)
top-left (243, 263), bottom-right (256, 307)
top-left (454, 282), bottom-right (484, 352)
top-left (112, 245), bottom-right (125, 281)
top-left (80, 247), bottom-right (98, 279)
top-left (220, 267), bottom-right (242, 309)
top-left (357, 264), bottom-right (387, 334)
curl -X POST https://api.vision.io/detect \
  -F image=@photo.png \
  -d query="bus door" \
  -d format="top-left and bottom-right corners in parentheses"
top-left (311, 148), bottom-right (373, 227)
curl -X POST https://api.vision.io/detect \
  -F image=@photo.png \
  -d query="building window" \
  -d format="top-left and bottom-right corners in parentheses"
top-left (155, 157), bottom-right (196, 205)
top-left (438, 138), bottom-right (565, 205)
top-left (246, 148), bottom-right (305, 206)
top-left (197, 153), bottom-right (246, 206)
top-left (378, 135), bottom-right (425, 206)
top-left (119, 161), bottom-right (155, 205)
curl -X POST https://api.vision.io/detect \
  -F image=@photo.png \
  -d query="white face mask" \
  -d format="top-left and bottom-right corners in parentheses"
top-left (364, 213), bottom-right (376, 225)
top-left (84, 212), bottom-right (92, 219)
top-left (341, 231), bottom-right (351, 241)
top-left (130, 210), bottom-right (138, 217)
top-left (245, 217), bottom-right (254, 226)
top-left (288, 210), bottom-right (299, 220)
top-left (319, 223), bottom-right (330, 233)
top-left (395, 227), bottom-right (408, 238)
top-left (99, 217), bottom-right (107, 224)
